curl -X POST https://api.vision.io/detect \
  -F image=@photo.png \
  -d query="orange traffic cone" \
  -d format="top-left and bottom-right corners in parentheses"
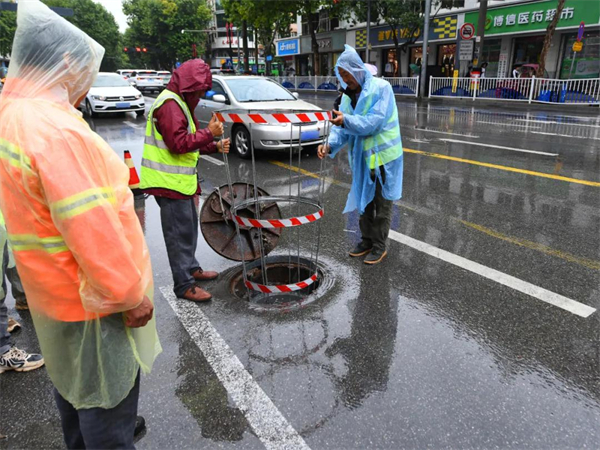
top-left (124, 150), bottom-right (142, 196)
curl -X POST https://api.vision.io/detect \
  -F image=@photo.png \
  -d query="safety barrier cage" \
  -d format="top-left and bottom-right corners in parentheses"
top-left (429, 76), bottom-right (600, 105)
top-left (268, 76), bottom-right (420, 97)
top-left (199, 109), bottom-right (333, 301)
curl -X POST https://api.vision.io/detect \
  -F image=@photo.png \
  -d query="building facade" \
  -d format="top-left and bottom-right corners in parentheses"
top-left (275, 0), bottom-right (599, 79)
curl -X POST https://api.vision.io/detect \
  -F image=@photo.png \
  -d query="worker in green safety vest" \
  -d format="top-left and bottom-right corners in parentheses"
top-left (319, 45), bottom-right (403, 265)
top-left (141, 59), bottom-right (230, 302)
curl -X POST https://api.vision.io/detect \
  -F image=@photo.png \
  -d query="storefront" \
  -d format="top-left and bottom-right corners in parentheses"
top-left (315, 30), bottom-right (346, 76)
top-left (559, 31), bottom-right (599, 79)
top-left (354, 15), bottom-right (457, 77)
top-left (275, 36), bottom-right (316, 76)
top-left (465, 0), bottom-right (599, 78)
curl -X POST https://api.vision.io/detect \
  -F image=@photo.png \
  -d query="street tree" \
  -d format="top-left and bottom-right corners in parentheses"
top-left (123, 0), bottom-right (212, 70)
top-left (0, 10), bottom-right (16, 60)
top-left (1, 0), bottom-right (125, 72)
top-left (537, 0), bottom-right (566, 77)
top-left (223, 0), bottom-right (295, 75)
top-left (339, 0), bottom-right (463, 75)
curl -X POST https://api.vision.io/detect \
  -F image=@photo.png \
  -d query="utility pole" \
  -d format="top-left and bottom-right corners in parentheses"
top-left (366, 0), bottom-right (371, 64)
top-left (419, 0), bottom-right (432, 98)
top-left (474, 0), bottom-right (488, 67)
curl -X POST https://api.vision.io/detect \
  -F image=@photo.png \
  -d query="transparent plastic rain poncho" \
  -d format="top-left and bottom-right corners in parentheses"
top-left (0, 1), bottom-right (161, 409)
top-left (328, 45), bottom-right (404, 214)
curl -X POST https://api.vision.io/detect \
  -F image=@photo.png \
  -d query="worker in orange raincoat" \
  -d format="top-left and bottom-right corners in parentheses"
top-left (0, 1), bottom-right (161, 448)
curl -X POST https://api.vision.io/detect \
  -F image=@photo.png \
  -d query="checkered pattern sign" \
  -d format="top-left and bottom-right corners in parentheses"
top-left (355, 29), bottom-right (367, 48)
top-left (433, 16), bottom-right (457, 39)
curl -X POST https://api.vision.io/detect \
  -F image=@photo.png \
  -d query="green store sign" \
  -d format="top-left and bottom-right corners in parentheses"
top-left (465, 0), bottom-right (599, 36)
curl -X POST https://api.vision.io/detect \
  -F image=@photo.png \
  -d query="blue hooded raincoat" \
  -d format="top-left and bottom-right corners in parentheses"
top-left (328, 45), bottom-right (403, 214)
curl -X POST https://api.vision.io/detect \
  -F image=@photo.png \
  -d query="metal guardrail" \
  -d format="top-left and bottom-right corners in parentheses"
top-left (429, 76), bottom-right (600, 105)
top-left (269, 76), bottom-right (419, 97)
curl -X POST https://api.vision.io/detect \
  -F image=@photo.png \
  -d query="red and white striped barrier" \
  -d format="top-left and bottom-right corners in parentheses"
top-left (245, 273), bottom-right (318, 293)
top-left (215, 111), bottom-right (332, 125)
top-left (234, 209), bottom-right (323, 229)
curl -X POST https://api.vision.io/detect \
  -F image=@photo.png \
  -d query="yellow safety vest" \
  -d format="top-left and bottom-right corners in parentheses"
top-left (341, 93), bottom-right (403, 170)
top-left (140, 89), bottom-right (199, 195)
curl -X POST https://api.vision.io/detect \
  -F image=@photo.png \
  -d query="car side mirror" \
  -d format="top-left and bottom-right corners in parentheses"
top-left (292, 92), bottom-right (299, 99)
top-left (213, 94), bottom-right (227, 103)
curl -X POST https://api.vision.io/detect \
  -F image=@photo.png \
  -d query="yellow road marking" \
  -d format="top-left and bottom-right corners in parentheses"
top-left (458, 220), bottom-right (600, 271)
top-left (269, 159), bottom-right (600, 271)
top-left (403, 148), bottom-right (600, 187)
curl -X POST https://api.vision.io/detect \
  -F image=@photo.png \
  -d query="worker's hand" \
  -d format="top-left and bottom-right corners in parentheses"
top-left (330, 110), bottom-right (344, 126)
top-left (317, 144), bottom-right (330, 160)
top-left (217, 138), bottom-right (230, 154)
top-left (208, 114), bottom-right (224, 137)
top-left (124, 296), bottom-right (154, 328)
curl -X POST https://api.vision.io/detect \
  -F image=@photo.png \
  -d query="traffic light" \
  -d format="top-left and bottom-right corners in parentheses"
top-left (142, 48), bottom-right (147, 53)
top-left (123, 47), bottom-right (128, 53)
top-left (136, 47), bottom-right (141, 52)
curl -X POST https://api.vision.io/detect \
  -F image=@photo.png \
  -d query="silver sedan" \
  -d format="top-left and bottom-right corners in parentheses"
top-left (195, 76), bottom-right (328, 159)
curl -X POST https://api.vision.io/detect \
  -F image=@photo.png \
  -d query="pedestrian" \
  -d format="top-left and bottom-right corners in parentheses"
top-left (140, 59), bottom-right (231, 302)
top-left (0, 2), bottom-right (161, 448)
top-left (318, 45), bottom-right (403, 265)
top-left (0, 210), bottom-right (44, 374)
top-left (480, 62), bottom-right (489, 78)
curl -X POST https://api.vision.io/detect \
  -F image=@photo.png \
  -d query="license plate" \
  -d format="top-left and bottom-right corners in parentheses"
top-left (300, 130), bottom-right (319, 142)
top-left (116, 102), bottom-right (130, 108)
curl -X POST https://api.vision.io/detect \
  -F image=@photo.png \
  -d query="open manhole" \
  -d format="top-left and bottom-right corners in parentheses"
top-left (229, 255), bottom-right (329, 311)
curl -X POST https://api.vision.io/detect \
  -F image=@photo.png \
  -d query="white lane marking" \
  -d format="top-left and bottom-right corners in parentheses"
top-left (161, 287), bottom-right (310, 450)
top-left (475, 120), bottom-right (542, 129)
top-left (201, 155), bottom-right (225, 166)
top-left (516, 119), bottom-right (600, 128)
top-left (414, 127), bottom-right (479, 138)
top-left (531, 131), bottom-right (600, 141)
top-left (439, 138), bottom-right (558, 157)
top-left (388, 230), bottom-right (596, 318)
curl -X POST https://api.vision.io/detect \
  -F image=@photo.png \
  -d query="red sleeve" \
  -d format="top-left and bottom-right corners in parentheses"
top-left (154, 100), bottom-right (217, 155)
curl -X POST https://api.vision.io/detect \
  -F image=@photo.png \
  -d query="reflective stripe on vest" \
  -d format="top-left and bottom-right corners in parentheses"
top-left (0, 137), bottom-right (32, 170)
top-left (140, 90), bottom-right (199, 195)
top-left (8, 234), bottom-right (68, 254)
top-left (50, 187), bottom-right (116, 220)
top-left (363, 97), bottom-right (401, 170)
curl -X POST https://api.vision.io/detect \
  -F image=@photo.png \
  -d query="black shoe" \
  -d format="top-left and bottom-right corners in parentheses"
top-left (349, 242), bottom-right (372, 257)
top-left (364, 248), bottom-right (388, 265)
top-left (134, 416), bottom-right (146, 437)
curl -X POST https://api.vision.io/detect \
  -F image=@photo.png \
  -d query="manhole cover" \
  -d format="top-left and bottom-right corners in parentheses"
top-left (229, 255), bottom-right (330, 311)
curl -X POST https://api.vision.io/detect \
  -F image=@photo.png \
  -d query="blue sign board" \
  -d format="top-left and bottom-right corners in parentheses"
top-left (277, 39), bottom-right (300, 57)
top-left (266, 55), bottom-right (273, 62)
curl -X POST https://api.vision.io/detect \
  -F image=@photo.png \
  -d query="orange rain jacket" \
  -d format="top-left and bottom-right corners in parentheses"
top-left (0, 0), bottom-right (160, 409)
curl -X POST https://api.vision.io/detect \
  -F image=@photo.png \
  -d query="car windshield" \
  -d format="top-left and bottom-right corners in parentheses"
top-left (225, 78), bottom-right (295, 102)
top-left (93, 75), bottom-right (131, 87)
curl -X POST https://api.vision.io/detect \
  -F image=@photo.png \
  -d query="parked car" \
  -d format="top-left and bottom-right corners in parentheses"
top-left (129, 70), bottom-right (163, 93)
top-left (195, 76), bottom-right (327, 159)
top-left (82, 72), bottom-right (145, 117)
top-left (157, 70), bottom-right (172, 87)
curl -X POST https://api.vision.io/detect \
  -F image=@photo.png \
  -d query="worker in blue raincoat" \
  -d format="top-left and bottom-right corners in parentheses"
top-left (319, 45), bottom-right (403, 265)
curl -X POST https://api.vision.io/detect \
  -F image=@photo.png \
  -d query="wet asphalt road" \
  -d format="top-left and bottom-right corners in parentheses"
top-left (1, 94), bottom-right (600, 449)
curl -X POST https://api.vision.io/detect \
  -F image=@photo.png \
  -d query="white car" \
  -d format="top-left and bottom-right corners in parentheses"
top-left (83, 72), bottom-right (145, 117)
top-left (130, 70), bottom-right (163, 93)
top-left (157, 70), bottom-right (172, 87)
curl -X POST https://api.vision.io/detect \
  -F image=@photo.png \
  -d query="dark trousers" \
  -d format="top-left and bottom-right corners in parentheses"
top-left (359, 173), bottom-right (393, 252)
top-left (54, 372), bottom-right (140, 450)
top-left (155, 196), bottom-right (200, 298)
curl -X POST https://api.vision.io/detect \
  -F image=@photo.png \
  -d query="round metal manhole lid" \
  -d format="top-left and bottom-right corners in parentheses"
top-left (200, 183), bottom-right (282, 261)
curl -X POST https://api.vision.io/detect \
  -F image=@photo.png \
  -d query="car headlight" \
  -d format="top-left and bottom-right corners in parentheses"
top-left (92, 95), bottom-right (106, 101)
top-left (134, 94), bottom-right (142, 99)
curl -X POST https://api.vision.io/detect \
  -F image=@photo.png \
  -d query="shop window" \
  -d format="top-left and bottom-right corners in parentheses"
top-left (383, 49), bottom-right (399, 77)
top-left (560, 32), bottom-right (600, 79)
top-left (480, 39), bottom-right (501, 77)
top-left (437, 44), bottom-right (456, 77)
top-left (512, 35), bottom-right (545, 66)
